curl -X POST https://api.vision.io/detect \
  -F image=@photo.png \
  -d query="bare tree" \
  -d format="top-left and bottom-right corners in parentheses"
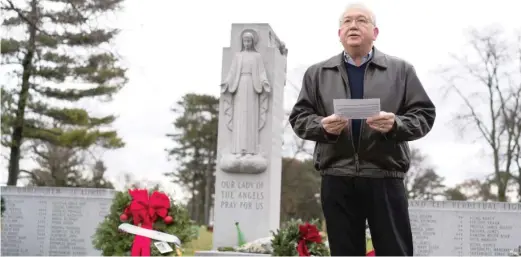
top-left (21, 142), bottom-right (85, 187)
top-left (510, 32), bottom-right (521, 202)
top-left (439, 27), bottom-right (521, 201)
top-left (444, 174), bottom-right (518, 202)
top-left (282, 67), bottom-right (315, 163)
top-left (405, 147), bottom-right (446, 200)
top-left (20, 141), bottom-right (113, 188)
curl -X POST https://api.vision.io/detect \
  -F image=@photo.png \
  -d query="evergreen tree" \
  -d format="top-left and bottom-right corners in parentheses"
top-left (93, 190), bottom-right (196, 256)
top-left (165, 93), bottom-right (218, 225)
top-left (1, 0), bottom-right (127, 186)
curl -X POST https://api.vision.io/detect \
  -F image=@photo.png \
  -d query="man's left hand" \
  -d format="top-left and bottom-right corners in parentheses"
top-left (367, 111), bottom-right (395, 133)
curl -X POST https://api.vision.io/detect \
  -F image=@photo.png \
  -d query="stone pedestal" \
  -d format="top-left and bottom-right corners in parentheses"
top-left (211, 23), bottom-right (287, 249)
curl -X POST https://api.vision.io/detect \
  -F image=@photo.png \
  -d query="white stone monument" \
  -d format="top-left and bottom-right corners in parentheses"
top-left (212, 23), bottom-right (287, 249)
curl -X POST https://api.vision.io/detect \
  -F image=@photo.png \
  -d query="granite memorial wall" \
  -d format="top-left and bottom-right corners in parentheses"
top-left (1, 186), bottom-right (521, 256)
top-left (1, 186), bottom-right (115, 256)
top-left (409, 200), bottom-right (521, 256)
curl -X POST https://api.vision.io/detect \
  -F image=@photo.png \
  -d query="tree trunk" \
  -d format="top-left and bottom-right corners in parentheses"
top-left (7, 0), bottom-right (37, 186)
top-left (516, 173), bottom-right (521, 202)
top-left (190, 180), bottom-right (196, 220)
top-left (203, 152), bottom-right (213, 226)
top-left (497, 186), bottom-right (507, 202)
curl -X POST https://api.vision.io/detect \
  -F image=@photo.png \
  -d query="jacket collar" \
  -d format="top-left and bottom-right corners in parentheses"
top-left (323, 47), bottom-right (388, 69)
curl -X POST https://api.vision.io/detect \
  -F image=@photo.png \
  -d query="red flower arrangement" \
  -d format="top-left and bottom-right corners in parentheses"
top-left (119, 189), bottom-right (174, 256)
top-left (271, 218), bottom-right (329, 256)
top-left (297, 223), bottom-right (323, 256)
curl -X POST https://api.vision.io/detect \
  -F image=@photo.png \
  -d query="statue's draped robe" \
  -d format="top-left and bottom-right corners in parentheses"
top-left (223, 51), bottom-right (269, 155)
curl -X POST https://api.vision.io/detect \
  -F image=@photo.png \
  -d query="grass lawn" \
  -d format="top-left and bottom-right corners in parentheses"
top-left (183, 227), bottom-right (213, 256)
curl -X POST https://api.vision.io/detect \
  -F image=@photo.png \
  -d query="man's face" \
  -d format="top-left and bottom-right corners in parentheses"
top-left (338, 8), bottom-right (378, 49)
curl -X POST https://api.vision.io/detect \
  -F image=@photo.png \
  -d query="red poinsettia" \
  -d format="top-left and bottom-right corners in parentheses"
top-left (296, 223), bottom-right (322, 256)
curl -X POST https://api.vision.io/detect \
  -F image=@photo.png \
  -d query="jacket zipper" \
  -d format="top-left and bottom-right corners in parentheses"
top-left (350, 131), bottom-right (358, 171)
top-left (352, 61), bottom-right (370, 173)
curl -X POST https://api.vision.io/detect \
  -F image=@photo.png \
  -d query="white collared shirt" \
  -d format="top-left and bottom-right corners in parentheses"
top-left (343, 48), bottom-right (374, 66)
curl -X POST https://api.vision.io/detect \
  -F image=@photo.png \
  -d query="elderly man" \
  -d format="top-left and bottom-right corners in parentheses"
top-left (288, 3), bottom-right (436, 256)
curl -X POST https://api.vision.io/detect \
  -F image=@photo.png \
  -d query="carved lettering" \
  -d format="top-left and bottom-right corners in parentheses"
top-left (219, 180), bottom-right (265, 211)
top-left (409, 200), bottom-right (521, 256)
top-left (1, 186), bottom-right (113, 256)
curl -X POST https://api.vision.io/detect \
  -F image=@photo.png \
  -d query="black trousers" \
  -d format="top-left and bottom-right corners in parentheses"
top-left (321, 175), bottom-right (413, 256)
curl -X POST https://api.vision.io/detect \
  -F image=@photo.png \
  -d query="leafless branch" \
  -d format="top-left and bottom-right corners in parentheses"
top-left (19, 169), bottom-right (38, 183)
top-left (282, 73), bottom-right (313, 167)
top-left (438, 26), bottom-right (521, 201)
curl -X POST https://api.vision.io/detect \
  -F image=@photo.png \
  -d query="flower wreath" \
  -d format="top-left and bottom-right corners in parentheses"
top-left (93, 188), bottom-right (196, 256)
top-left (271, 219), bottom-right (329, 256)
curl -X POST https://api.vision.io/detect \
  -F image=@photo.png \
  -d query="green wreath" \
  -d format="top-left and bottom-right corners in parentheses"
top-left (271, 219), bottom-right (330, 256)
top-left (92, 189), bottom-right (196, 256)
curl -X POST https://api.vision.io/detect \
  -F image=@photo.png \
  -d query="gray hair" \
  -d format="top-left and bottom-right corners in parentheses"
top-left (339, 3), bottom-right (377, 27)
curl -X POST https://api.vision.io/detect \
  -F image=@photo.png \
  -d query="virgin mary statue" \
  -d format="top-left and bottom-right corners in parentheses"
top-left (220, 30), bottom-right (270, 156)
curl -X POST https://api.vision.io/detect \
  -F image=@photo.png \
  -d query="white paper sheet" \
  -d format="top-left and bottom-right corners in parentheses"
top-left (333, 98), bottom-right (380, 119)
top-left (118, 223), bottom-right (181, 246)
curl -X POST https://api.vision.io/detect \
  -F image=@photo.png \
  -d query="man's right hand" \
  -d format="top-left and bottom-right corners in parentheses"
top-left (321, 114), bottom-right (349, 135)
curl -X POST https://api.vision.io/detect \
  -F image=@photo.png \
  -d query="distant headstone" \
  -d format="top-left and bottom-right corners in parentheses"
top-left (1, 186), bottom-right (114, 256)
top-left (211, 23), bottom-right (287, 249)
top-left (409, 200), bottom-right (521, 256)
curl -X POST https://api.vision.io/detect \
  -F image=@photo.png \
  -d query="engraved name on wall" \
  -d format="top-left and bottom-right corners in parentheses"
top-left (1, 186), bottom-right (115, 256)
top-left (409, 200), bottom-right (521, 256)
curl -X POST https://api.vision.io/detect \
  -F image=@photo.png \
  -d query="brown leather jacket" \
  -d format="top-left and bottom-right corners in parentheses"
top-left (288, 48), bottom-right (436, 178)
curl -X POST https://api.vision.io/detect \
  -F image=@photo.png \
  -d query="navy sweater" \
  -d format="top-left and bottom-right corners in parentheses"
top-left (344, 62), bottom-right (368, 150)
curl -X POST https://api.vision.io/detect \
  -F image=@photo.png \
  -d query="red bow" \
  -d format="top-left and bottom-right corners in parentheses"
top-left (296, 223), bottom-right (322, 256)
top-left (148, 191), bottom-right (171, 221)
top-left (120, 189), bottom-right (173, 256)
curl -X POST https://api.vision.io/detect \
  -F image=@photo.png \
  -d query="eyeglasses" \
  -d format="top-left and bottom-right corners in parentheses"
top-left (341, 17), bottom-right (372, 27)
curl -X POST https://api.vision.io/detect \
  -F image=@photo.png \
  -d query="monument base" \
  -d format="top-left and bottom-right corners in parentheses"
top-left (219, 153), bottom-right (268, 174)
top-left (195, 250), bottom-right (269, 256)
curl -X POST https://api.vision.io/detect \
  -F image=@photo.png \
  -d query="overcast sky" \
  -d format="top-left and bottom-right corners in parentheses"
top-left (2, 0), bottom-right (520, 201)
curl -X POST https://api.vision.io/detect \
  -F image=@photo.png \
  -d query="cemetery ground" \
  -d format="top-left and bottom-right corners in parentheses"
top-left (184, 223), bottom-right (331, 256)
top-left (184, 226), bottom-right (213, 255)
top-left (1, 185), bottom-right (521, 256)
